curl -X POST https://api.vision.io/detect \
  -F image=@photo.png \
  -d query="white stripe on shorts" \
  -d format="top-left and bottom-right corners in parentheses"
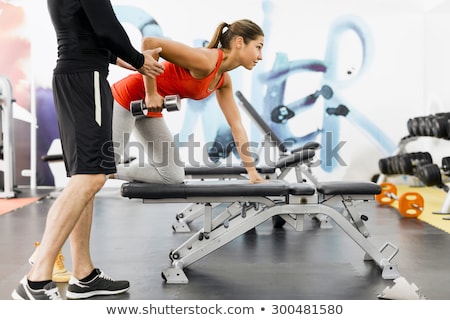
top-left (94, 71), bottom-right (101, 126)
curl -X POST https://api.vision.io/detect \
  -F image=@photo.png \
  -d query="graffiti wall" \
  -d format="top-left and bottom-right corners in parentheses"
top-left (2, 0), bottom-right (449, 187)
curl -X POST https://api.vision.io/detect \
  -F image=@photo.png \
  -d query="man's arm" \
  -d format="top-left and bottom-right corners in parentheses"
top-left (81, 0), bottom-right (144, 69)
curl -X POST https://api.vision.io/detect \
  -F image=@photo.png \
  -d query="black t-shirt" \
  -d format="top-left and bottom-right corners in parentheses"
top-left (47, 0), bottom-right (144, 74)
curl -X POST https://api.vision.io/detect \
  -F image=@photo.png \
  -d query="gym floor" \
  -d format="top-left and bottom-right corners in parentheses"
top-left (0, 184), bottom-right (449, 300)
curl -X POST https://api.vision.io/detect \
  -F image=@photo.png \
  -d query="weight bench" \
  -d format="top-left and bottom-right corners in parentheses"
top-left (176, 148), bottom-right (331, 232)
top-left (121, 179), bottom-right (403, 285)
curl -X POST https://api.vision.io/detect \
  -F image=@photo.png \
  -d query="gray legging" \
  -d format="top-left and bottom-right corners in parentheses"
top-left (112, 101), bottom-right (185, 184)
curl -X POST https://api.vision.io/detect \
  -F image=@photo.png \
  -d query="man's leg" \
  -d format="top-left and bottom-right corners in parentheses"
top-left (12, 174), bottom-right (105, 300)
top-left (69, 196), bottom-right (95, 279)
top-left (64, 175), bottom-right (130, 299)
top-left (27, 174), bottom-right (106, 282)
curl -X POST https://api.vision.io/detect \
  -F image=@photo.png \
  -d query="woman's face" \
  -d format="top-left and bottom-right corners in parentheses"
top-left (240, 35), bottom-right (264, 70)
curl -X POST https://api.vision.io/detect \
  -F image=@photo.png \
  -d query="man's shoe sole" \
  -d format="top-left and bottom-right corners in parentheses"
top-left (11, 290), bottom-right (26, 300)
top-left (66, 287), bottom-right (129, 299)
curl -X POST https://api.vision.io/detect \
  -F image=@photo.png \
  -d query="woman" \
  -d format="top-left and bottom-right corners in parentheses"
top-left (111, 19), bottom-right (265, 184)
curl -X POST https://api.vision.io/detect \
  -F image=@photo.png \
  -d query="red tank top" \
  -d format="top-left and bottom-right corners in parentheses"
top-left (111, 49), bottom-right (225, 117)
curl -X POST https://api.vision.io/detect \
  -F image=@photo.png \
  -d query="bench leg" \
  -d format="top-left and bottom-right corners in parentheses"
top-left (317, 204), bottom-right (400, 280)
top-left (173, 203), bottom-right (221, 232)
top-left (164, 204), bottom-right (281, 284)
top-left (163, 202), bottom-right (402, 284)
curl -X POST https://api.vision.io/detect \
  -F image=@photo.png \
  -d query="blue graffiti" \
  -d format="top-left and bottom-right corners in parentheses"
top-left (259, 14), bottom-right (396, 172)
top-left (113, 5), bottom-right (163, 37)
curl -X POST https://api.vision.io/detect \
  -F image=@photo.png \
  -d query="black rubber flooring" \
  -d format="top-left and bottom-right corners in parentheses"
top-left (1, 187), bottom-right (449, 300)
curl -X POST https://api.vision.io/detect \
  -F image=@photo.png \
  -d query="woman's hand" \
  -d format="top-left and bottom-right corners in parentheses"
top-left (248, 172), bottom-right (266, 184)
top-left (144, 93), bottom-right (165, 113)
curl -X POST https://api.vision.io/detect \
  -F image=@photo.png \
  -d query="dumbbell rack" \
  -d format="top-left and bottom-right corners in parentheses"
top-left (377, 112), bottom-right (450, 214)
top-left (0, 76), bottom-right (16, 198)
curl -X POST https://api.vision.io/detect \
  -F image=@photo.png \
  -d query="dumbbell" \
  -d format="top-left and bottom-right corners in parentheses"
top-left (378, 152), bottom-right (433, 175)
top-left (130, 95), bottom-right (181, 116)
top-left (416, 157), bottom-right (450, 191)
top-left (430, 113), bottom-right (450, 138)
top-left (375, 182), bottom-right (424, 218)
top-left (407, 113), bottom-right (450, 138)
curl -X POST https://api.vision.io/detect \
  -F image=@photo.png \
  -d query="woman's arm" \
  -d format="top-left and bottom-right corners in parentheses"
top-left (215, 74), bottom-right (265, 183)
top-left (142, 37), bottom-right (215, 76)
top-left (141, 38), bottom-right (164, 110)
top-left (140, 37), bottom-right (218, 110)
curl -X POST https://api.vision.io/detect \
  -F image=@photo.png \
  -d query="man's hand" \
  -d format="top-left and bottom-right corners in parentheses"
top-left (138, 47), bottom-right (165, 78)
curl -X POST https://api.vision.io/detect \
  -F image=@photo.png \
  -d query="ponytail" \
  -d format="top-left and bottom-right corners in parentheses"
top-left (207, 22), bottom-right (229, 48)
top-left (207, 19), bottom-right (263, 49)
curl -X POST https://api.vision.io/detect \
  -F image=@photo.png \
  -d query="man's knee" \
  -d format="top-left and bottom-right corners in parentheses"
top-left (71, 174), bottom-right (106, 193)
top-left (89, 174), bottom-right (107, 190)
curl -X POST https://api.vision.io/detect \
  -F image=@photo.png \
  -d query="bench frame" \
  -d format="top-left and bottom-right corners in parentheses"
top-left (121, 181), bottom-right (401, 284)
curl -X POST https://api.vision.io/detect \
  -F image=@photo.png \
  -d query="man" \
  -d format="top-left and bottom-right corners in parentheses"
top-left (11, 0), bottom-right (164, 300)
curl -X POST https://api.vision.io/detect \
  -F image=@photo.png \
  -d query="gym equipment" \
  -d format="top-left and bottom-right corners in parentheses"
top-left (378, 276), bottom-right (425, 300)
top-left (270, 85), bottom-right (333, 124)
top-left (236, 90), bottom-right (288, 153)
top-left (415, 158), bottom-right (450, 189)
top-left (177, 148), bottom-right (324, 232)
top-left (378, 152), bottom-right (432, 176)
top-left (121, 179), bottom-right (418, 295)
top-left (376, 112), bottom-right (450, 220)
top-left (415, 157), bottom-right (450, 217)
top-left (375, 182), bottom-right (424, 218)
top-left (0, 76), bottom-right (16, 198)
top-left (130, 95), bottom-right (181, 116)
top-left (207, 126), bottom-right (237, 163)
top-left (171, 91), bottom-right (326, 233)
top-left (407, 113), bottom-right (450, 139)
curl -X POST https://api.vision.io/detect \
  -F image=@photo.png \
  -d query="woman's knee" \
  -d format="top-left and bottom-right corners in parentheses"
top-left (163, 166), bottom-right (185, 184)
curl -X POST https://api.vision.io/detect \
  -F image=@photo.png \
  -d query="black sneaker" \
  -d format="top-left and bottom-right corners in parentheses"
top-left (66, 269), bottom-right (129, 299)
top-left (11, 276), bottom-right (62, 300)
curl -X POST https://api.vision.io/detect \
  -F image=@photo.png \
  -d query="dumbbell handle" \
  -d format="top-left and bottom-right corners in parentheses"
top-left (383, 191), bottom-right (423, 211)
top-left (383, 191), bottom-right (398, 201)
top-left (130, 95), bottom-right (181, 116)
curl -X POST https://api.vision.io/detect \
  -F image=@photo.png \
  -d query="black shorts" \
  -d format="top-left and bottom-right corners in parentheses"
top-left (52, 71), bottom-right (116, 176)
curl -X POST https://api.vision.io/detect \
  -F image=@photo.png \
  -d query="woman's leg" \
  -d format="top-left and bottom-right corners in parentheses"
top-left (112, 101), bottom-right (135, 164)
top-left (115, 116), bottom-right (185, 184)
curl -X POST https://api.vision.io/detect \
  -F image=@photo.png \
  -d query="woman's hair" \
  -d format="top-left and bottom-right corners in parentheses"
top-left (207, 19), bottom-right (264, 49)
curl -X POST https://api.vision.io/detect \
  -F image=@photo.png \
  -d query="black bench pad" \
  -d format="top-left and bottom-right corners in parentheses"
top-left (316, 181), bottom-right (381, 195)
top-left (185, 166), bottom-right (249, 176)
top-left (121, 180), bottom-right (315, 200)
